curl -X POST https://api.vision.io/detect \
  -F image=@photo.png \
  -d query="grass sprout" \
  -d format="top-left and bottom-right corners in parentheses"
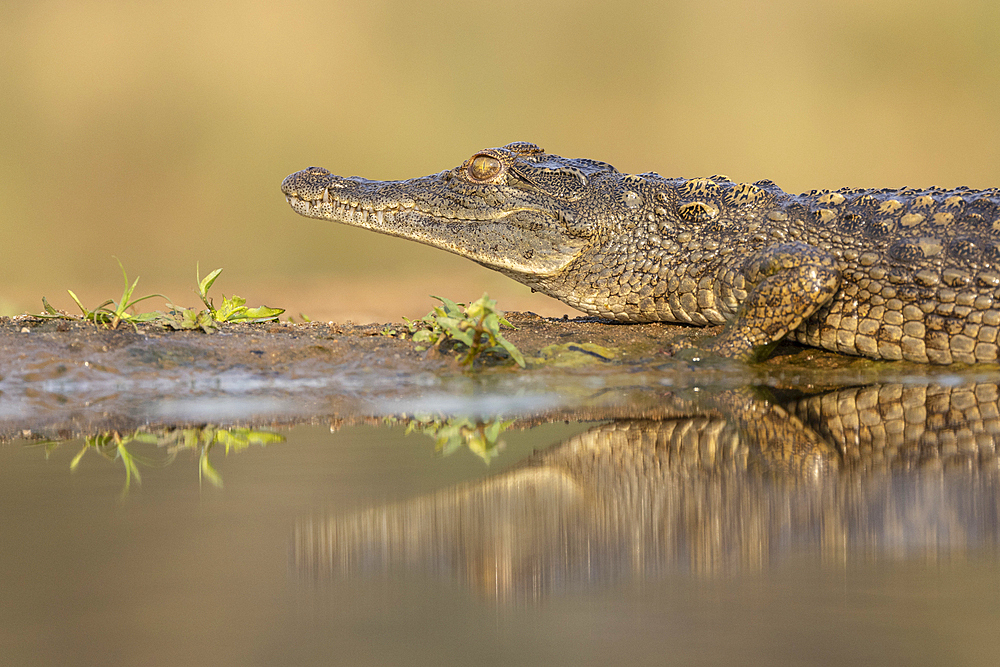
top-left (37, 261), bottom-right (284, 332)
top-left (38, 259), bottom-right (166, 330)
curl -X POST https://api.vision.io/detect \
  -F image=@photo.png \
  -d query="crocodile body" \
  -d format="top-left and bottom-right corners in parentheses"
top-left (282, 143), bottom-right (1000, 363)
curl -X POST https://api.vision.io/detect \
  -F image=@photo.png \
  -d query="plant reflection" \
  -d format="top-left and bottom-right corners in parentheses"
top-left (35, 426), bottom-right (284, 497)
top-left (401, 415), bottom-right (515, 463)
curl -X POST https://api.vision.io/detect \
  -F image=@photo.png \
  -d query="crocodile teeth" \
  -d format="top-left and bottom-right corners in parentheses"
top-left (322, 188), bottom-right (330, 204)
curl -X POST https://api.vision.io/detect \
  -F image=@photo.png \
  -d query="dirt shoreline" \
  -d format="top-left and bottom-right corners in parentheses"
top-left (0, 312), bottom-right (699, 439)
top-left (1, 310), bottom-right (683, 375)
top-left (0, 312), bottom-right (959, 440)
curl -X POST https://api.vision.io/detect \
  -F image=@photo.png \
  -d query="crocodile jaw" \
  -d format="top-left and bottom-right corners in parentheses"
top-left (281, 168), bottom-right (587, 277)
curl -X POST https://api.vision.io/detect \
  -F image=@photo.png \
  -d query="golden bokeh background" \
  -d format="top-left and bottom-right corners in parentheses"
top-left (3, 0), bottom-right (1000, 321)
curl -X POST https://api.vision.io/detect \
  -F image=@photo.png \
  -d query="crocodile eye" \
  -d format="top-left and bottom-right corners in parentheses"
top-left (469, 155), bottom-right (502, 181)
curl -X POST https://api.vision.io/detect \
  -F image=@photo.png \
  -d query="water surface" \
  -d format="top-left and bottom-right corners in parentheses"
top-left (3, 381), bottom-right (1000, 666)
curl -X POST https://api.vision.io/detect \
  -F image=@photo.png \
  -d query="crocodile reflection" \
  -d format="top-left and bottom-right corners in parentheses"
top-left (293, 383), bottom-right (1000, 599)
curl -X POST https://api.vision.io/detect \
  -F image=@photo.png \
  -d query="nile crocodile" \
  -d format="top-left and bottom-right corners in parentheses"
top-left (281, 143), bottom-right (1000, 364)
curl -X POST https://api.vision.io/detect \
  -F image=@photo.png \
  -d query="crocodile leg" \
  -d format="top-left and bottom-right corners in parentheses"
top-left (688, 243), bottom-right (841, 361)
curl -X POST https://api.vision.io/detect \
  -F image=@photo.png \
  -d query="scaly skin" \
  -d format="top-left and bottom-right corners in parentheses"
top-left (282, 142), bottom-right (1000, 363)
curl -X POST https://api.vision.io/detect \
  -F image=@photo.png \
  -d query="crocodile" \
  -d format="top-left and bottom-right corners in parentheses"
top-left (281, 142), bottom-right (1000, 363)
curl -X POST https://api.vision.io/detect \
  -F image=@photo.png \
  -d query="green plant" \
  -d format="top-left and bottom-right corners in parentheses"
top-left (397, 294), bottom-right (525, 367)
top-left (37, 262), bottom-right (284, 332)
top-left (160, 267), bottom-right (284, 332)
top-left (38, 259), bottom-right (166, 330)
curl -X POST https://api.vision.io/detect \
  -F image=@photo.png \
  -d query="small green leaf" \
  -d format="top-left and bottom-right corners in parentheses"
top-left (499, 338), bottom-right (526, 367)
top-left (213, 295), bottom-right (248, 322)
top-left (482, 312), bottom-right (501, 337)
top-left (443, 328), bottom-right (475, 347)
top-left (119, 275), bottom-right (142, 310)
top-left (242, 305), bottom-right (284, 320)
top-left (411, 330), bottom-right (435, 344)
top-left (199, 268), bottom-right (223, 300)
top-left (42, 296), bottom-right (59, 316)
top-left (430, 295), bottom-right (463, 315)
top-left (66, 290), bottom-right (88, 313)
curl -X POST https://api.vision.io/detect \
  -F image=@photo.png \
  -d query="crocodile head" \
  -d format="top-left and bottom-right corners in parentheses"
top-left (281, 142), bottom-right (618, 278)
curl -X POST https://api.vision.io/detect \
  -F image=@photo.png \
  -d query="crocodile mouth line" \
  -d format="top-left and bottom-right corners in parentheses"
top-left (283, 191), bottom-right (408, 225)
top-left (284, 188), bottom-right (543, 225)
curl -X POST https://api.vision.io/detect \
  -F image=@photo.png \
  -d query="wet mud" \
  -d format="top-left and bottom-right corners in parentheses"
top-left (0, 312), bottom-right (691, 438)
top-left (0, 311), bottom-right (985, 440)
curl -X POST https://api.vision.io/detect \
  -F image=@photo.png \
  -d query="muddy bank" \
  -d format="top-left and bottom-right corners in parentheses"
top-left (0, 312), bottom-right (682, 437)
top-left (1, 311), bottom-right (682, 381)
top-left (0, 311), bottom-right (964, 440)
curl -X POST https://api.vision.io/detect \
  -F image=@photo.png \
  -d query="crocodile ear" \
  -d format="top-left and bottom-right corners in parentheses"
top-left (510, 165), bottom-right (589, 200)
top-left (511, 157), bottom-right (618, 201)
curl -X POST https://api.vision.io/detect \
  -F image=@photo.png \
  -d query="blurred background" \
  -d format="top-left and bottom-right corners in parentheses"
top-left (2, 0), bottom-right (1000, 322)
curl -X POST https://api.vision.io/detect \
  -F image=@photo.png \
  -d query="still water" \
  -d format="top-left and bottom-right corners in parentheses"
top-left (3, 381), bottom-right (1000, 666)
